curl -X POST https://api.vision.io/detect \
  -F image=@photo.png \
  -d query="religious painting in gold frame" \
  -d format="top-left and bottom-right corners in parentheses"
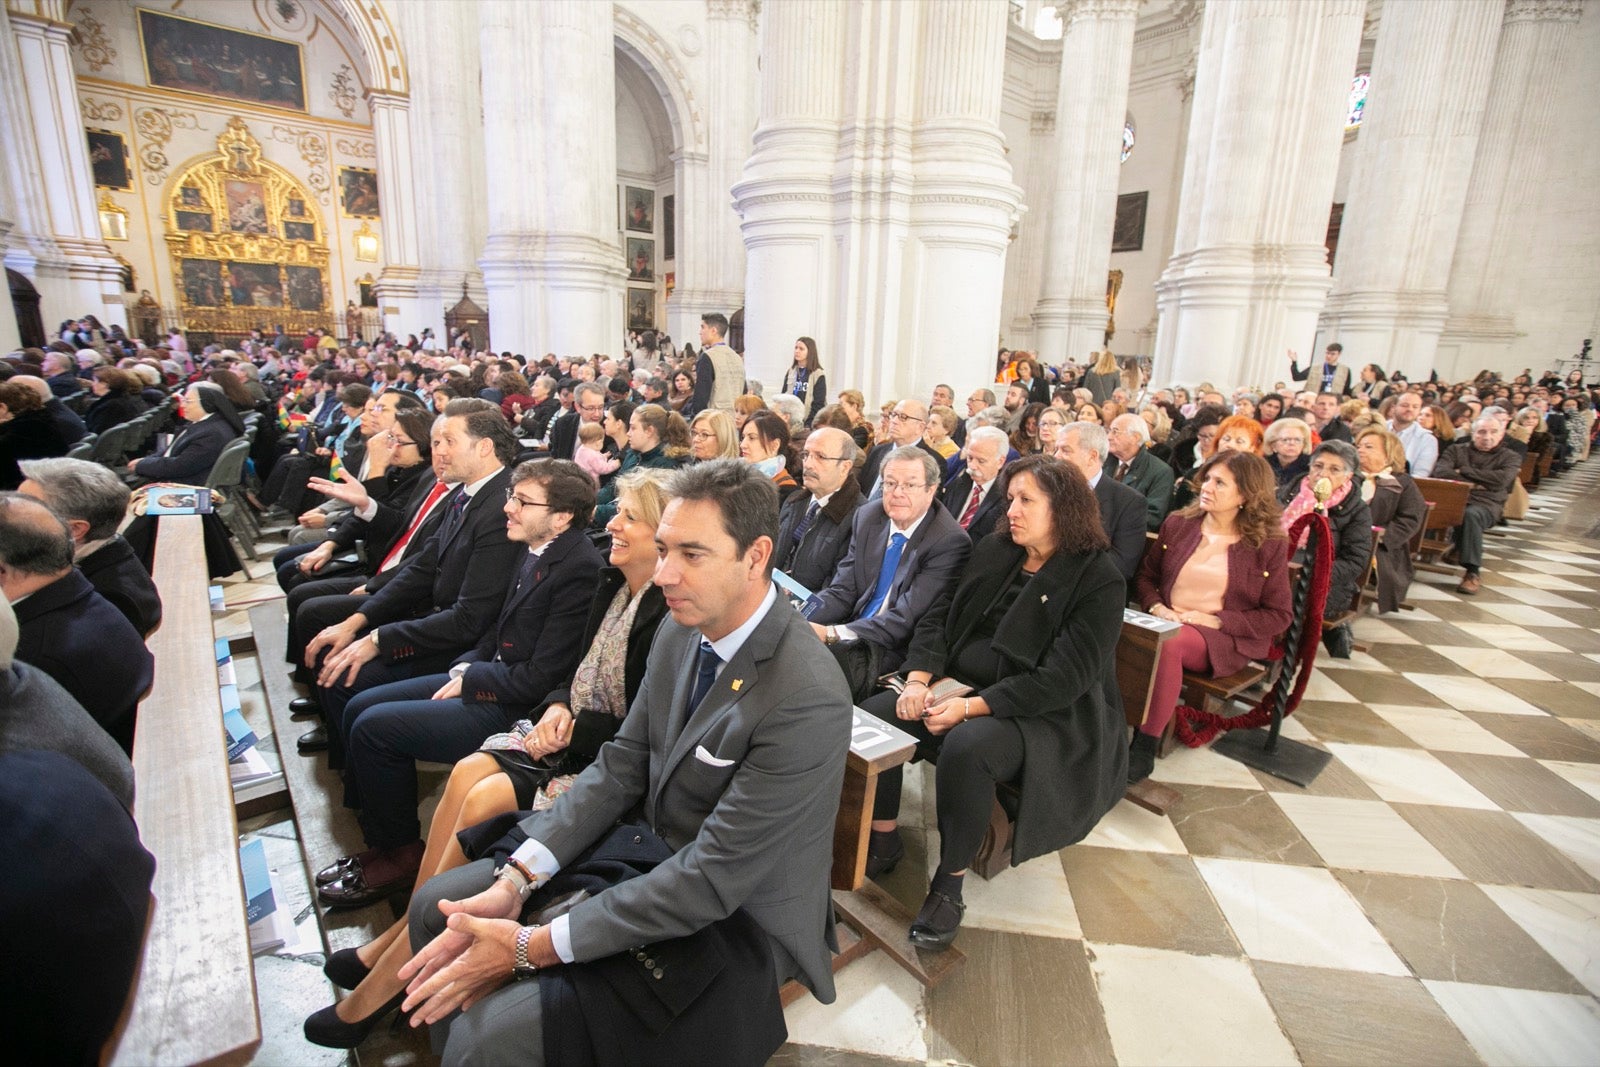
top-left (338, 167), bottom-right (380, 218)
top-left (138, 9), bottom-right (307, 112)
top-left (164, 117), bottom-right (331, 335)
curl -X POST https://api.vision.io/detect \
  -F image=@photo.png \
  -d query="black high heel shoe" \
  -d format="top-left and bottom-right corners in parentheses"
top-left (303, 989), bottom-right (407, 1049)
top-left (322, 947), bottom-right (371, 991)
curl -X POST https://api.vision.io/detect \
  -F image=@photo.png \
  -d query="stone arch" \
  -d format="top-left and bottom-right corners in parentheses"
top-left (612, 7), bottom-right (705, 157)
top-left (324, 0), bottom-right (408, 97)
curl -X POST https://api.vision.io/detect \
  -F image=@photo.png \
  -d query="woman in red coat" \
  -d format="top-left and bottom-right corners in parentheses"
top-left (1131, 450), bottom-right (1293, 782)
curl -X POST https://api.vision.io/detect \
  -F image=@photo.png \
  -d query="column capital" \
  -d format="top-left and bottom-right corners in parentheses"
top-left (1061, 0), bottom-right (1143, 25)
top-left (363, 88), bottom-right (411, 110)
top-left (1504, 0), bottom-right (1583, 25)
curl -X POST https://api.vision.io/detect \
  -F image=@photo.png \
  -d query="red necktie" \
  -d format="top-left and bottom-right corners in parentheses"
top-left (378, 481), bottom-right (451, 572)
top-left (959, 484), bottom-right (983, 529)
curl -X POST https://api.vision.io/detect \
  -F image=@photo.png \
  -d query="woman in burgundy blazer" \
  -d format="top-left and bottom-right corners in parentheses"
top-left (1131, 451), bottom-right (1293, 782)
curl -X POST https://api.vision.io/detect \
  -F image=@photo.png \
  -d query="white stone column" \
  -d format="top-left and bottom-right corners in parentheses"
top-left (478, 0), bottom-right (623, 357)
top-left (1031, 0), bottom-right (1140, 370)
top-left (732, 0), bottom-right (846, 388)
top-left (366, 90), bottom-right (425, 334)
top-left (389, 0), bottom-right (487, 346)
top-left (902, 0), bottom-right (1023, 400)
top-left (666, 0), bottom-right (755, 344)
top-left (1318, 0), bottom-right (1502, 381)
top-left (1435, 0), bottom-right (1584, 380)
top-left (6, 10), bottom-right (122, 328)
top-left (1153, 0), bottom-right (1366, 391)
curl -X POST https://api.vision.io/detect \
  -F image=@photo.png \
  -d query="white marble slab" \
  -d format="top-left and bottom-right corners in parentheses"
top-left (1450, 624), bottom-right (1572, 653)
top-left (1078, 797), bottom-right (1188, 854)
top-left (1400, 673), bottom-right (1549, 715)
top-left (783, 950), bottom-right (929, 1062)
top-left (1481, 885), bottom-right (1600, 998)
top-left (1367, 703), bottom-right (1526, 756)
top-left (1541, 760), bottom-right (1600, 805)
top-left (1150, 742), bottom-right (1270, 790)
top-left (1424, 981), bottom-right (1600, 1067)
top-left (1323, 743), bottom-right (1500, 809)
top-left (1428, 647), bottom-right (1559, 681)
top-left (1512, 813), bottom-right (1600, 882)
top-left (962, 850), bottom-right (1082, 940)
top-left (1269, 793), bottom-right (1465, 878)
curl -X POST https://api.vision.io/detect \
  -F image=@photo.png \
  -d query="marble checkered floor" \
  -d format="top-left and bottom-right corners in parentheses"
top-left (215, 460), bottom-right (1600, 1067)
top-left (780, 459), bottom-right (1600, 1067)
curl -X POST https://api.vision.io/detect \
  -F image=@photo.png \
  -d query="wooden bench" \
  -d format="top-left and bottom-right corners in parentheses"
top-left (1414, 477), bottom-right (1473, 572)
top-left (107, 516), bottom-right (261, 1067)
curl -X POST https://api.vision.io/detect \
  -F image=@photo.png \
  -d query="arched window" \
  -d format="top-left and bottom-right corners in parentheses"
top-left (1121, 117), bottom-right (1135, 164)
top-left (1347, 73), bottom-right (1371, 129)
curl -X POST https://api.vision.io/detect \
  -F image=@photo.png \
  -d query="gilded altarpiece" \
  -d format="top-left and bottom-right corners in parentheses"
top-left (165, 117), bottom-right (329, 335)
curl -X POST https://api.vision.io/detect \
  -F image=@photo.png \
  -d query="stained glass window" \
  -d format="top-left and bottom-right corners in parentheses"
top-left (1121, 119), bottom-right (1135, 164)
top-left (1347, 73), bottom-right (1370, 129)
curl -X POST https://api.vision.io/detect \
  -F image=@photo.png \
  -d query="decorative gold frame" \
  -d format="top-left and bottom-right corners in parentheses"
top-left (164, 117), bottom-right (330, 335)
top-left (136, 8), bottom-right (309, 114)
top-left (98, 192), bottom-right (129, 242)
top-left (337, 166), bottom-right (380, 219)
top-left (352, 220), bottom-right (379, 262)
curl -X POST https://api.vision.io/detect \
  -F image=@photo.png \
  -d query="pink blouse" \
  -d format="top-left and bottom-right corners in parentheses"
top-left (1168, 531), bottom-right (1236, 615)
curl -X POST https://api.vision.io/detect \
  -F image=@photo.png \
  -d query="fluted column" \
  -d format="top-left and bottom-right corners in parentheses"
top-left (366, 90), bottom-right (423, 332)
top-left (1153, 0), bottom-right (1366, 391)
top-left (389, 0), bottom-right (487, 343)
top-left (732, 0), bottom-right (846, 387)
top-left (6, 10), bottom-right (123, 328)
top-left (666, 0), bottom-right (756, 343)
top-left (1319, 0), bottom-right (1502, 380)
top-left (1031, 0), bottom-right (1140, 368)
top-left (901, 0), bottom-right (1023, 401)
top-left (1435, 0), bottom-right (1584, 380)
top-left (478, 0), bottom-right (622, 356)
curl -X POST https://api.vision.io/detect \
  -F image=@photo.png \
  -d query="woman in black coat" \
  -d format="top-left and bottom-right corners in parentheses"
top-left (0, 380), bottom-right (69, 490)
top-left (1355, 425), bottom-right (1429, 614)
top-left (862, 455), bottom-right (1126, 951)
top-left (1278, 440), bottom-right (1372, 658)
top-left (83, 367), bottom-right (150, 435)
top-left (301, 469), bottom-right (674, 1049)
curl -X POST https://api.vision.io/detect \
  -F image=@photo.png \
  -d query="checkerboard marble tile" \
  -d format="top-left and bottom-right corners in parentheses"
top-left (784, 459), bottom-right (1600, 1067)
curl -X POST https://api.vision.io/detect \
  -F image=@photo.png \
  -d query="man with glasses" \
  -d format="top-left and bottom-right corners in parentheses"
top-left (859, 398), bottom-right (944, 496)
top-left (809, 447), bottom-right (970, 699)
top-left (317, 459), bottom-right (604, 908)
top-left (1105, 413), bottom-right (1176, 531)
top-left (774, 427), bottom-right (865, 591)
top-left (547, 381), bottom-right (608, 461)
top-left (954, 388), bottom-right (996, 449)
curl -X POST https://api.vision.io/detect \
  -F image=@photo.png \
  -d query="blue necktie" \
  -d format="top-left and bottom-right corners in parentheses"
top-left (863, 533), bottom-right (907, 619)
top-left (792, 501), bottom-right (820, 545)
top-left (438, 489), bottom-right (469, 542)
top-left (688, 639), bottom-right (720, 711)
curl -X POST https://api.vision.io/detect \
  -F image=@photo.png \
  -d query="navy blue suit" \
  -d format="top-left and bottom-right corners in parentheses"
top-left (79, 535), bottom-right (162, 637)
top-left (12, 569), bottom-right (153, 753)
top-left (340, 526), bottom-right (605, 849)
top-left (1093, 472), bottom-right (1149, 582)
top-left (940, 472), bottom-right (1005, 542)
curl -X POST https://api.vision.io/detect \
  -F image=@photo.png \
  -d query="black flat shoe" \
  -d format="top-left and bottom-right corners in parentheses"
top-left (303, 989), bottom-right (407, 1049)
top-left (907, 889), bottom-right (965, 951)
top-left (322, 947), bottom-right (372, 990)
top-left (864, 832), bottom-right (905, 880)
top-left (289, 696), bottom-right (322, 719)
top-left (298, 725), bottom-right (329, 753)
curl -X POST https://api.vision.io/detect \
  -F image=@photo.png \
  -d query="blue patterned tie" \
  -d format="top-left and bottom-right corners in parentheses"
top-left (863, 533), bottom-right (907, 619)
top-left (688, 639), bottom-right (721, 711)
top-left (439, 488), bottom-right (468, 540)
top-left (792, 501), bottom-right (820, 545)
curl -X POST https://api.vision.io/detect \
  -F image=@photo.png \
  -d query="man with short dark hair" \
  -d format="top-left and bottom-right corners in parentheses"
top-left (1387, 391), bottom-right (1437, 476)
top-left (317, 460), bottom-right (605, 908)
top-left (1311, 391), bottom-right (1352, 444)
top-left (0, 493), bottom-right (152, 753)
top-left (1289, 342), bottom-right (1353, 396)
top-left (399, 459), bottom-right (853, 1066)
top-left (16, 458), bottom-right (160, 636)
top-left (688, 312), bottom-right (744, 416)
top-left (547, 381), bottom-right (606, 461)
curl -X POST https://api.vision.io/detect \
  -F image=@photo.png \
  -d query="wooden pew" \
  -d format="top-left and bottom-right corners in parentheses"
top-left (107, 516), bottom-right (261, 1067)
top-left (1413, 477), bottom-right (1473, 572)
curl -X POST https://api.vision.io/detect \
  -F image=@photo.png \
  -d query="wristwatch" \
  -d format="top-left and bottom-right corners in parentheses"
top-left (513, 924), bottom-right (543, 978)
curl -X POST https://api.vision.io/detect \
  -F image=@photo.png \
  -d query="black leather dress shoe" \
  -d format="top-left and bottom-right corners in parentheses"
top-left (864, 832), bottom-right (905, 880)
top-left (315, 855), bottom-right (362, 887)
top-left (907, 889), bottom-right (966, 951)
top-left (318, 863), bottom-right (415, 910)
top-left (322, 947), bottom-right (372, 990)
top-left (297, 725), bottom-right (329, 753)
top-left (289, 696), bottom-right (322, 719)
top-left (303, 990), bottom-right (407, 1049)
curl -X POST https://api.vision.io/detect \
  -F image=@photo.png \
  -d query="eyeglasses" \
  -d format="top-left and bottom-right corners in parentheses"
top-left (385, 432), bottom-right (417, 448)
top-left (1307, 461), bottom-right (1349, 477)
top-left (799, 450), bottom-right (847, 463)
top-left (888, 412), bottom-right (925, 424)
top-left (690, 430), bottom-right (717, 441)
top-left (505, 488), bottom-right (553, 511)
top-left (880, 479), bottom-right (929, 495)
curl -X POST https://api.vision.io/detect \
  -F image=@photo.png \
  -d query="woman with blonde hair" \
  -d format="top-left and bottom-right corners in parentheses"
top-left (1082, 349), bottom-right (1121, 404)
top-left (1354, 425), bottom-right (1428, 613)
top-left (837, 388), bottom-right (875, 450)
top-left (688, 408), bottom-right (740, 462)
top-left (925, 405), bottom-right (960, 460)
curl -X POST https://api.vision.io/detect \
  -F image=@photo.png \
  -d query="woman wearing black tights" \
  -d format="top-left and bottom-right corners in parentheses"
top-left (861, 455), bottom-right (1127, 950)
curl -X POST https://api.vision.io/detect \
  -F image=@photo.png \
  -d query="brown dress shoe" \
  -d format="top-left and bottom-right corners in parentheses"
top-left (1456, 571), bottom-right (1481, 595)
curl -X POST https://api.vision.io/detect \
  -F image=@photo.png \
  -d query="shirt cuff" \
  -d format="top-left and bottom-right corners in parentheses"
top-left (449, 662), bottom-right (469, 680)
top-left (355, 498), bottom-right (379, 521)
top-left (835, 624), bottom-right (859, 643)
top-left (549, 915), bottom-right (575, 964)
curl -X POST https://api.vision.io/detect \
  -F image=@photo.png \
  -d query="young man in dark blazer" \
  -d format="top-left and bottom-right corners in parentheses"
top-left (399, 460), bottom-right (854, 1065)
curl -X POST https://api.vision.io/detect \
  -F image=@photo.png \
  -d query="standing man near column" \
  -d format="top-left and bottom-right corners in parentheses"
top-left (1387, 391), bottom-right (1438, 477)
top-left (688, 313), bottom-right (745, 417)
top-left (397, 460), bottom-right (853, 1065)
top-left (1289, 343), bottom-right (1353, 397)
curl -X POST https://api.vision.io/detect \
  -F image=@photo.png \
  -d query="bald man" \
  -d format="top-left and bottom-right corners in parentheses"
top-left (774, 427), bottom-right (865, 591)
top-left (0, 493), bottom-right (151, 752)
top-left (858, 398), bottom-right (945, 497)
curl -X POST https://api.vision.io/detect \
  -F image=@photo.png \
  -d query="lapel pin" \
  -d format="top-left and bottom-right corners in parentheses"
top-left (731, 679), bottom-right (744, 692)
top-left (1040, 594), bottom-right (1049, 603)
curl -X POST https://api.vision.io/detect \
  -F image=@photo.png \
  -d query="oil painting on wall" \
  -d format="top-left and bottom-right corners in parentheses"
top-left (139, 10), bottom-right (306, 111)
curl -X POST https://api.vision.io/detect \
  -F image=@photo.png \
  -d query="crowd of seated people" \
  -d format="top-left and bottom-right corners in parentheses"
top-left (7, 311), bottom-right (1599, 1065)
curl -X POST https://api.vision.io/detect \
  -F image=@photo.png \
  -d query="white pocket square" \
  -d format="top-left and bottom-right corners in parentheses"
top-left (693, 745), bottom-right (736, 768)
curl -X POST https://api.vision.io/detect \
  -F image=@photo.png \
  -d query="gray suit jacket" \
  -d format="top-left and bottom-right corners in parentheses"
top-left (809, 503), bottom-right (972, 664)
top-left (519, 592), bottom-right (853, 1001)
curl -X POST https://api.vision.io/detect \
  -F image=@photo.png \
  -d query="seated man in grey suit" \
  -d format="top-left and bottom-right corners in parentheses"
top-left (808, 447), bottom-right (972, 695)
top-left (1054, 421), bottom-right (1147, 581)
top-left (397, 460), bottom-right (854, 1066)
